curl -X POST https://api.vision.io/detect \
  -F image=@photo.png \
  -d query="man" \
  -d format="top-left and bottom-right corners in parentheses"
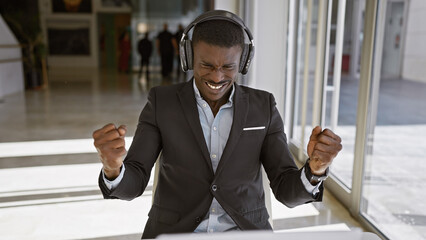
top-left (137, 32), bottom-right (153, 79)
top-left (156, 23), bottom-right (174, 78)
top-left (93, 10), bottom-right (342, 239)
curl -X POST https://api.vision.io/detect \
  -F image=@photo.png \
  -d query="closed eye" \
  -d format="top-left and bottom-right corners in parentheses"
top-left (201, 63), bottom-right (214, 69)
top-left (222, 64), bottom-right (236, 70)
top-left (199, 63), bottom-right (237, 72)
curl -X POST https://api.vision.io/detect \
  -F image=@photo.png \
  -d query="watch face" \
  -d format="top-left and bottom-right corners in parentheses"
top-left (311, 174), bottom-right (327, 182)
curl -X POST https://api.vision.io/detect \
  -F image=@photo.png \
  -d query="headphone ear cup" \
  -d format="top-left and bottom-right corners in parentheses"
top-left (239, 44), bottom-right (249, 74)
top-left (185, 39), bottom-right (193, 70)
top-left (239, 44), bottom-right (252, 74)
top-left (179, 39), bottom-right (188, 72)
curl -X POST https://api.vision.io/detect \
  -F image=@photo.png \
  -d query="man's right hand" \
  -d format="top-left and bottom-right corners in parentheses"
top-left (93, 123), bottom-right (127, 180)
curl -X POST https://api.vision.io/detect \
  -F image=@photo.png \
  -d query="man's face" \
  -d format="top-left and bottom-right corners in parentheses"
top-left (193, 41), bottom-right (242, 104)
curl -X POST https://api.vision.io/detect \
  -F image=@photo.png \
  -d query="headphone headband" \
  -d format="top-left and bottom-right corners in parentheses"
top-left (182, 10), bottom-right (253, 41)
top-left (179, 10), bottom-right (255, 75)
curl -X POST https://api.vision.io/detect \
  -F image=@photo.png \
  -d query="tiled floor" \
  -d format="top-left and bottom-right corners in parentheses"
top-left (1, 68), bottom-right (365, 239)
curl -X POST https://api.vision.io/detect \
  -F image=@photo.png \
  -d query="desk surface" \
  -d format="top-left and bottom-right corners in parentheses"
top-left (157, 230), bottom-right (381, 240)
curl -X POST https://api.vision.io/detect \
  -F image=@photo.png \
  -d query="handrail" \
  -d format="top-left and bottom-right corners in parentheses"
top-left (0, 44), bottom-right (23, 48)
top-left (0, 44), bottom-right (24, 63)
top-left (0, 58), bottom-right (23, 63)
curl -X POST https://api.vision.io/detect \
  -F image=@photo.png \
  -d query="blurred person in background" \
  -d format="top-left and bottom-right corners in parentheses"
top-left (138, 31), bottom-right (153, 79)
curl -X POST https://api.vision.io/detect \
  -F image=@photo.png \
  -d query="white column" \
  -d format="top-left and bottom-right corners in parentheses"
top-left (246, 0), bottom-right (288, 113)
top-left (214, 0), bottom-right (240, 14)
top-left (243, 0), bottom-right (290, 227)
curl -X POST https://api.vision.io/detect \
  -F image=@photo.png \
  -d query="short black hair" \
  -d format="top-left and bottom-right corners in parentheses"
top-left (192, 20), bottom-right (244, 50)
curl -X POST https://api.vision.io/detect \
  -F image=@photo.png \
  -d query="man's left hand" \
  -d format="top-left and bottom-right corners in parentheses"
top-left (307, 126), bottom-right (342, 175)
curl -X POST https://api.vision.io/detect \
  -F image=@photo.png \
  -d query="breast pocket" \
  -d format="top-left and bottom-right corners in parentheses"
top-left (242, 126), bottom-right (266, 136)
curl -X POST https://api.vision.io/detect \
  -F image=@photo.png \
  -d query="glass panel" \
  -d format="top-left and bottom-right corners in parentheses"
top-left (324, 0), bottom-right (366, 189)
top-left (292, 0), bottom-right (319, 152)
top-left (361, 1), bottom-right (426, 239)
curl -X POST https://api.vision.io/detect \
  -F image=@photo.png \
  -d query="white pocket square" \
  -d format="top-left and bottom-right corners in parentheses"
top-left (243, 126), bottom-right (266, 131)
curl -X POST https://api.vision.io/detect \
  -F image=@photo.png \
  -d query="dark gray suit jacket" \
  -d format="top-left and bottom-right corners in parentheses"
top-left (98, 80), bottom-right (323, 239)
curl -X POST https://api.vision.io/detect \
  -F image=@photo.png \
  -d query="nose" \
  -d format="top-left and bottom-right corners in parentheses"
top-left (211, 68), bottom-right (225, 83)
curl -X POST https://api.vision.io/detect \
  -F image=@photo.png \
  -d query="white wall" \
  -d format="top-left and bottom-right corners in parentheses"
top-left (402, 0), bottom-right (426, 83)
top-left (0, 15), bottom-right (25, 98)
top-left (246, 0), bottom-right (288, 113)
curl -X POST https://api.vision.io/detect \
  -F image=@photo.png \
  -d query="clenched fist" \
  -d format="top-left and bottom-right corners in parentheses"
top-left (307, 126), bottom-right (342, 175)
top-left (93, 123), bottom-right (127, 180)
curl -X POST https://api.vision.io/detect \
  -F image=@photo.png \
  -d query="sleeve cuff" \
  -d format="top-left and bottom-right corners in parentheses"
top-left (102, 164), bottom-right (126, 190)
top-left (300, 167), bottom-right (322, 196)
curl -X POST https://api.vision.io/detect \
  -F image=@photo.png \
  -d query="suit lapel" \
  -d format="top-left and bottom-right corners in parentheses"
top-left (177, 80), bottom-right (214, 173)
top-left (216, 84), bottom-right (249, 175)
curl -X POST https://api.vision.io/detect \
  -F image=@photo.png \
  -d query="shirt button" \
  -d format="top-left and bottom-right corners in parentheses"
top-left (211, 184), bottom-right (218, 192)
top-left (213, 126), bottom-right (217, 131)
top-left (203, 103), bottom-right (207, 108)
top-left (209, 229), bottom-right (214, 233)
top-left (211, 154), bottom-right (217, 159)
top-left (211, 208), bottom-right (216, 213)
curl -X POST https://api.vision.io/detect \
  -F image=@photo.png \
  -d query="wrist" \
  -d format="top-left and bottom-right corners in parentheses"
top-left (308, 158), bottom-right (328, 175)
top-left (311, 168), bottom-right (326, 176)
top-left (103, 165), bottom-right (122, 180)
top-left (305, 158), bottom-right (329, 185)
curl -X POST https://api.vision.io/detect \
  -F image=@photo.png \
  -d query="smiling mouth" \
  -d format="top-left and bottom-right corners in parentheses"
top-left (206, 82), bottom-right (227, 90)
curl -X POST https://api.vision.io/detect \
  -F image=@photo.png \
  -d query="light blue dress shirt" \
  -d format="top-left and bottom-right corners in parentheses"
top-left (102, 80), bottom-right (322, 232)
top-left (192, 81), bottom-right (239, 233)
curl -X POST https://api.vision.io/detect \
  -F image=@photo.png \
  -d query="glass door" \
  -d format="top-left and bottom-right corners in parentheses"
top-left (288, 0), bottom-right (365, 191)
top-left (290, 0), bottom-right (320, 161)
top-left (286, 0), bottom-right (426, 239)
top-left (359, 1), bottom-right (426, 239)
top-left (322, 0), bottom-right (366, 190)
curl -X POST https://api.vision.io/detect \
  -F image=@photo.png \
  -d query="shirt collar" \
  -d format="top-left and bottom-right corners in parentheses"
top-left (193, 79), bottom-right (235, 105)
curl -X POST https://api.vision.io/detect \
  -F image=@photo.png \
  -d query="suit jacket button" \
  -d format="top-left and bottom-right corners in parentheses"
top-left (211, 184), bottom-right (218, 192)
top-left (195, 217), bottom-right (201, 223)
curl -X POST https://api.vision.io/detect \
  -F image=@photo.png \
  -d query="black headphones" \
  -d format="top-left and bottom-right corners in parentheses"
top-left (179, 10), bottom-right (255, 75)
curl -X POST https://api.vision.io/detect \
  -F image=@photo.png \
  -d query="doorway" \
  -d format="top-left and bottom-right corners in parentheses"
top-left (381, 1), bottom-right (405, 78)
top-left (98, 13), bottom-right (131, 70)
